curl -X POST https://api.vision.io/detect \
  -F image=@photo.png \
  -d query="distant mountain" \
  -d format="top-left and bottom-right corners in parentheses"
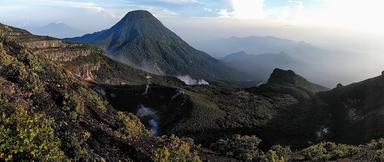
top-left (221, 51), bottom-right (302, 81)
top-left (266, 68), bottom-right (328, 93)
top-left (26, 23), bottom-right (84, 38)
top-left (67, 10), bottom-right (243, 81)
top-left (193, 36), bottom-right (322, 58)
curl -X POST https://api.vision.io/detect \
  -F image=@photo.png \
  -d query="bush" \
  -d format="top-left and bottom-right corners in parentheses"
top-left (86, 92), bottom-right (107, 112)
top-left (1, 57), bottom-right (42, 92)
top-left (117, 111), bottom-right (150, 137)
top-left (0, 53), bottom-right (15, 67)
top-left (0, 106), bottom-right (66, 161)
top-left (262, 145), bottom-right (292, 162)
top-left (301, 142), bottom-right (361, 161)
top-left (363, 138), bottom-right (384, 161)
top-left (154, 135), bottom-right (202, 162)
top-left (25, 53), bottom-right (44, 73)
top-left (211, 134), bottom-right (263, 161)
top-left (0, 92), bottom-right (8, 105)
top-left (63, 93), bottom-right (84, 114)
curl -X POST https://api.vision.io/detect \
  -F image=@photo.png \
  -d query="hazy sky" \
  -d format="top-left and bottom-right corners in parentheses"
top-left (1, 0), bottom-right (384, 33)
top-left (1, 0), bottom-right (384, 85)
top-left (1, 0), bottom-right (383, 48)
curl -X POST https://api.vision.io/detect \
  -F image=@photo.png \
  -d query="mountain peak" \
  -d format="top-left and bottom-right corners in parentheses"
top-left (267, 68), bottom-right (328, 92)
top-left (268, 68), bottom-right (297, 84)
top-left (122, 10), bottom-right (156, 20)
top-left (66, 10), bottom-right (242, 80)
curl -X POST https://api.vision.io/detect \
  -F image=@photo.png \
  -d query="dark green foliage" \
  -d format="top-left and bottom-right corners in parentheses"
top-left (154, 135), bottom-right (202, 162)
top-left (117, 111), bottom-right (150, 137)
top-left (211, 134), bottom-right (263, 161)
top-left (362, 138), bottom-right (384, 161)
top-left (301, 142), bottom-right (361, 161)
top-left (0, 42), bottom-right (43, 92)
top-left (0, 91), bottom-right (7, 105)
top-left (0, 106), bottom-right (66, 161)
top-left (265, 145), bottom-right (292, 162)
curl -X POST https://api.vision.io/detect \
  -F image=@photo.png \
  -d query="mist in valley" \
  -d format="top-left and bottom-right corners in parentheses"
top-left (163, 17), bottom-right (384, 88)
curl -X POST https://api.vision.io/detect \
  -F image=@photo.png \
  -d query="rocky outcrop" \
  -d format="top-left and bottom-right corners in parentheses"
top-left (1, 23), bottom-right (94, 62)
top-left (33, 46), bottom-right (93, 62)
top-left (22, 39), bottom-right (64, 49)
top-left (78, 63), bottom-right (101, 81)
top-left (267, 68), bottom-right (328, 93)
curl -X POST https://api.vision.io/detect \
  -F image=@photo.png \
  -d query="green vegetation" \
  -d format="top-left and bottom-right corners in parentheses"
top-left (298, 139), bottom-right (384, 161)
top-left (154, 135), bottom-right (202, 162)
top-left (301, 142), bottom-right (361, 161)
top-left (0, 44), bottom-right (43, 93)
top-left (357, 138), bottom-right (384, 161)
top-left (86, 91), bottom-right (108, 112)
top-left (211, 134), bottom-right (263, 161)
top-left (117, 111), bottom-right (150, 137)
top-left (0, 106), bottom-right (66, 161)
top-left (211, 134), bottom-right (292, 161)
top-left (0, 92), bottom-right (8, 105)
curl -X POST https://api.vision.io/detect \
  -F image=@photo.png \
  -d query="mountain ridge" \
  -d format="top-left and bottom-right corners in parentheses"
top-left (67, 10), bottom-right (244, 81)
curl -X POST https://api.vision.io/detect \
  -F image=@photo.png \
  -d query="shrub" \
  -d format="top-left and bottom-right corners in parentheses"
top-left (154, 146), bottom-right (170, 162)
top-left (263, 145), bottom-right (292, 162)
top-left (63, 93), bottom-right (83, 114)
top-left (363, 138), bottom-right (384, 161)
top-left (86, 92), bottom-right (107, 112)
top-left (0, 106), bottom-right (66, 161)
top-left (117, 111), bottom-right (150, 137)
top-left (0, 53), bottom-right (15, 67)
top-left (301, 142), bottom-right (361, 161)
top-left (211, 134), bottom-right (263, 161)
top-left (154, 135), bottom-right (202, 162)
top-left (263, 150), bottom-right (284, 162)
top-left (0, 92), bottom-right (8, 105)
top-left (25, 53), bottom-right (44, 73)
top-left (367, 138), bottom-right (384, 150)
top-left (1, 57), bottom-right (42, 92)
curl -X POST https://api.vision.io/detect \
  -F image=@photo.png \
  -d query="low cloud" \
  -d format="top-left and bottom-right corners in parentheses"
top-left (177, 75), bottom-right (209, 85)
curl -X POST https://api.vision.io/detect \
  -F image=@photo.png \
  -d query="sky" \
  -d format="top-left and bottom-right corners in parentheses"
top-left (1, 0), bottom-right (384, 49)
top-left (1, 0), bottom-right (384, 33)
top-left (0, 0), bottom-right (384, 86)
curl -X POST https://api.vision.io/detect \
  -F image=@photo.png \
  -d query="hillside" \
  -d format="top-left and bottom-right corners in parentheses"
top-left (67, 10), bottom-right (243, 81)
top-left (0, 23), bottom-right (202, 161)
top-left (317, 73), bottom-right (384, 144)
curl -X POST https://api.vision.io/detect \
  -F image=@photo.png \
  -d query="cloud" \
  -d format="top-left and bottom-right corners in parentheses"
top-left (47, 1), bottom-right (119, 18)
top-left (218, 0), bottom-right (264, 19)
top-left (217, 0), bottom-right (384, 33)
top-left (220, 0), bottom-right (305, 20)
top-left (158, 0), bottom-right (200, 4)
top-left (231, 0), bottom-right (264, 19)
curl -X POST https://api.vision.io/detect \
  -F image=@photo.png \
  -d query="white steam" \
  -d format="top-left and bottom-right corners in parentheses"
top-left (171, 90), bottom-right (185, 101)
top-left (142, 80), bottom-right (151, 95)
top-left (177, 75), bottom-right (209, 85)
top-left (136, 104), bottom-right (160, 136)
top-left (136, 105), bottom-right (156, 118)
top-left (316, 127), bottom-right (330, 139)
